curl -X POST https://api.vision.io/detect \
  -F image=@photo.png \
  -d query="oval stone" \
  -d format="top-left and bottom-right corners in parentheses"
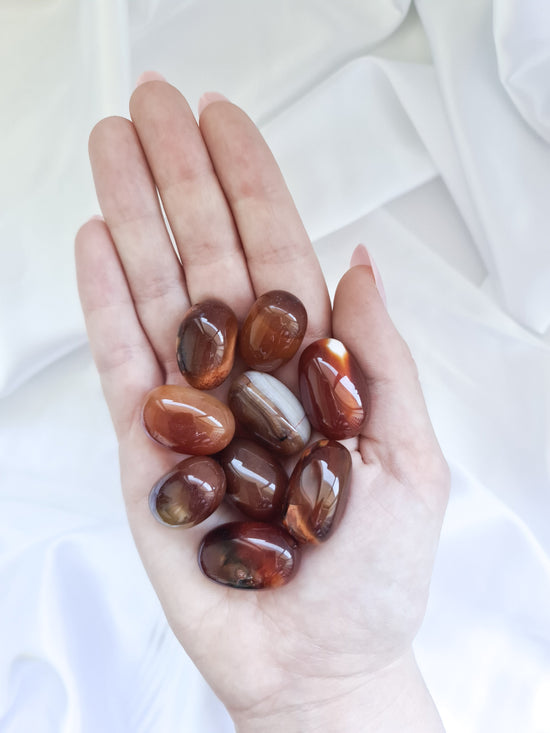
top-left (299, 338), bottom-right (369, 439)
top-left (283, 439), bottom-right (352, 544)
top-left (228, 371), bottom-right (310, 455)
top-left (198, 521), bottom-right (299, 589)
top-left (239, 290), bottom-right (307, 372)
top-left (217, 438), bottom-right (288, 521)
top-left (149, 456), bottom-right (226, 527)
top-left (176, 299), bottom-right (238, 390)
top-left (142, 385), bottom-right (235, 454)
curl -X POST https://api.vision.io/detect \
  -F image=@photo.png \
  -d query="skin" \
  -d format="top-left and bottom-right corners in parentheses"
top-left (75, 80), bottom-right (450, 732)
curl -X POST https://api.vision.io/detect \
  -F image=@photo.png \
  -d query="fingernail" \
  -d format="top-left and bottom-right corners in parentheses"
top-left (135, 70), bottom-right (166, 87)
top-left (350, 244), bottom-right (387, 307)
top-left (90, 214), bottom-right (104, 222)
top-left (198, 91), bottom-right (229, 116)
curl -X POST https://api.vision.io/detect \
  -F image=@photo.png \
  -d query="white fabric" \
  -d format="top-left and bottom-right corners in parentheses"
top-left (1, 1), bottom-right (549, 731)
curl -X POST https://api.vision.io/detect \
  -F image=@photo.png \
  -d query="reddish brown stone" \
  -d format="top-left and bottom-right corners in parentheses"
top-left (199, 521), bottom-right (299, 589)
top-left (240, 290), bottom-right (307, 372)
top-left (149, 456), bottom-right (226, 527)
top-left (142, 385), bottom-right (235, 454)
top-left (217, 438), bottom-right (288, 521)
top-left (283, 439), bottom-right (352, 544)
top-left (299, 338), bottom-right (369, 439)
top-left (177, 299), bottom-right (238, 390)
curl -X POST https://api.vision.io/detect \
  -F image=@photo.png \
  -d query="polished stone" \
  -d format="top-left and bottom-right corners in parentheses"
top-left (228, 371), bottom-right (310, 455)
top-left (217, 438), bottom-right (288, 520)
top-left (142, 384), bottom-right (235, 454)
top-left (299, 338), bottom-right (369, 439)
top-left (149, 456), bottom-right (226, 527)
top-left (199, 521), bottom-right (299, 589)
top-left (283, 439), bottom-right (352, 544)
top-left (176, 299), bottom-right (238, 390)
top-left (240, 290), bottom-right (307, 372)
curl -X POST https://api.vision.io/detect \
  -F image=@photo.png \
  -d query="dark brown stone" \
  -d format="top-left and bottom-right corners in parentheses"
top-left (199, 521), bottom-right (299, 589)
top-left (217, 438), bottom-right (288, 521)
top-left (149, 456), bottom-right (226, 527)
top-left (177, 299), bottom-right (238, 389)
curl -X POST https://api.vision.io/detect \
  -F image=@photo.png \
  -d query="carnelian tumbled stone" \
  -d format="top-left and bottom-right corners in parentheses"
top-left (283, 439), bottom-right (352, 544)
top-left (228, 371), bottom-right (310, 455)
top-left (176, 299), bottom-right (238, 390)
top-left (239, 290), bottom-right (307, 372)
top-left (142, 385), bottom-right (235, 454)
top-left (199, 521), bottom-right (299, 589)
top-left (298, 338), bottom-right (369, 439)
top-left (149, 456), bottom-right (226, 527)
top-left (217, 438), bottom-right (288, 521)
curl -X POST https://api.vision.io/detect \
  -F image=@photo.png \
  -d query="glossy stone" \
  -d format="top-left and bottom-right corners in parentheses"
top-left (177, 299), bottom-right (238, 390)
top-left (299, 338), bottom-right (369, 439)
top-left (198, 521), bottom-right (299, 589)
top-left (217, 438), bottom-right (288, 521)
top-left (228, 371), bottom-right (310, 455)
top-left (142, 385), bottom-right (235, 454)
top-left (283, 439), bottom-right (352, 544)
top-left (239, 290), bottom-right (307, 372)
top-left (149, 456), bottom-right (226, 527)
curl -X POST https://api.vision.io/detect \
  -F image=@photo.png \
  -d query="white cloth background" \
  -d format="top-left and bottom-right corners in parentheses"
top-left (0, 1), bottom-right (549, 731)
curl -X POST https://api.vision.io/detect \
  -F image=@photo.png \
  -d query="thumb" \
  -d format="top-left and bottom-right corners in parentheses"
top-left (332, 246), bottom-right (444, 475)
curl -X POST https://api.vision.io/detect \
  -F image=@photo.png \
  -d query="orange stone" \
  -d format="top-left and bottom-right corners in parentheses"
top-left (240, 290), bottom-right (307, 372)
top-left (283, 439), bottom-right (352, 544)
top-left (142, 385), bottom-right (235, 454)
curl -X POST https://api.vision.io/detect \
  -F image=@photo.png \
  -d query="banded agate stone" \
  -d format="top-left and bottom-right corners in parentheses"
top-left (283, 439), bottom-right (352, 544)
top-left (240, 290), bottom-right (307, 372)
top-left (142, 385), bottom-right (235, 454)
top-left (149, 456), bottom-right (226, 527)
top-left (176, 300), bottom-right (238, 390)
top-left (217, 438), bottom-right (288, 521)
top-left (199, 521), bottom-right (299, 589)
top-left (299, 338), bottom-right (368, 439)
top-left (228, 371), bottom-right (310, 455)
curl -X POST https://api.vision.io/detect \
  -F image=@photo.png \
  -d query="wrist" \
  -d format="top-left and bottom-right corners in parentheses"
top-left (232, 649), bottom-right (444, 733)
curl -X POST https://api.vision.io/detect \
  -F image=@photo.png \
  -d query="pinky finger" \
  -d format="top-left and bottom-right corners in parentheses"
top-left (75, 218), bottom-right (162, 438)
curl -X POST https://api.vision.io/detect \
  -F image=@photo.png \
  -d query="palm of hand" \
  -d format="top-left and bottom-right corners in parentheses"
top-left (76, 81), bottom-right (449, 723)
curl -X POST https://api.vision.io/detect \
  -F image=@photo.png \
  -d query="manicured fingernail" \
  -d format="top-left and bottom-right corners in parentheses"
top-left (350, 244), bottom-right (387, 307)
top-left (136, 70), bottom-right (166, 87)
top-left (198, 92), bottom-right (229, 116)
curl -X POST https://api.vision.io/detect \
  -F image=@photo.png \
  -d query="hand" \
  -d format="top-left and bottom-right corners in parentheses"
top-left (75, 81), bottom-right (449, 732)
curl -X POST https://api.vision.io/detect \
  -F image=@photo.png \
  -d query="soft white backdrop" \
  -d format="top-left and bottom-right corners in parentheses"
top-left (0, 1), bottom-right (549, 731)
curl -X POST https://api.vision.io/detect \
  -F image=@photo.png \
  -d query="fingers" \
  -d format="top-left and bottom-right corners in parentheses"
top-left (332, 251), bottom-right (449, 507)
top-left (75, 218), bottom-right (162, 436)
top-left (129, 81), bottom-right (255, 318)
top-left (89, 116), bottom-right (188, 380)
top-left (198, 100), bottom-right (331, 341)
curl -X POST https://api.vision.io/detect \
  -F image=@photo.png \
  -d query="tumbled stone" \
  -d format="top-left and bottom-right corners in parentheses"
top-left (198, 521), bottom-right (299, 589)
top-left (176, 299), bottom-right (238, 390)
top-left (228, 371), bottom-right (310, 455)
top-left (149, 456), bottom-right (226, 527)
top-left (299, 338), bottom-right (369, 439)
top-left (283, 439), bottom-right (352, 544)
top-left (239, 290), bottom-right (307, 372)
top-left (217, 438), bottom-right (288, 521)
top-left (142, 384), bottom-right (235, 454)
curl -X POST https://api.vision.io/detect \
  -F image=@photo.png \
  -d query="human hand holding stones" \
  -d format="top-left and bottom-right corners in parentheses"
top-left (76, 80), bottom-right (450, 732)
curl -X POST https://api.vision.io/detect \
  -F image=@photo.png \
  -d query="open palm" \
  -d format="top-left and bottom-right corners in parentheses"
top-left (75, 81), bottom-right (449, 729)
